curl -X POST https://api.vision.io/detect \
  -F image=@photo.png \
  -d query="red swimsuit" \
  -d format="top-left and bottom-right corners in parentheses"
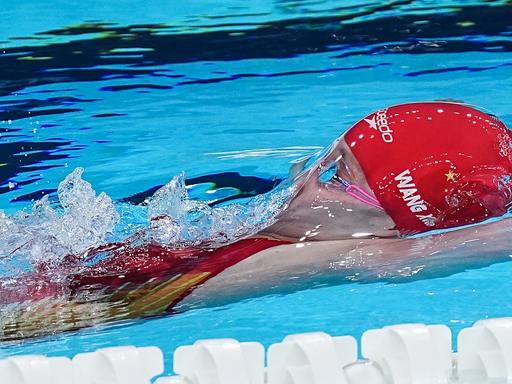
top-left (0, 238), bottom-right (289, 315)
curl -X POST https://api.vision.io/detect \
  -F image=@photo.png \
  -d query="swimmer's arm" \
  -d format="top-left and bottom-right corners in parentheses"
top-left (180, 218), bottom-right (512, 308)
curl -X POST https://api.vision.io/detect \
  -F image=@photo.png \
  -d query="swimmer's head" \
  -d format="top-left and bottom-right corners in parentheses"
top-left (342, 102), bottom-right (512, 235)
top-left (266, 102), bottom-right (512, 241)
top-left (268, 127), bottom-right (398, 241)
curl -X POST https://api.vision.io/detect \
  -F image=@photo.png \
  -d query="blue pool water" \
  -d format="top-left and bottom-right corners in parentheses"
top-left (1, 0), bottom-right (512, 375)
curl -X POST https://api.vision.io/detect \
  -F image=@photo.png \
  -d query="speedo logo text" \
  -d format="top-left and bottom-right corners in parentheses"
top-left (364, 108), bottom-right (394, 143)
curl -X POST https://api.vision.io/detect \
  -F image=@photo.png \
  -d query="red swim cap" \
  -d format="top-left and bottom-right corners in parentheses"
top-left (344, 102), bottom-right (512, 234)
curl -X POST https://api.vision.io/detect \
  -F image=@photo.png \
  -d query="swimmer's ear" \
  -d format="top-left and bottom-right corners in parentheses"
top-left (287, 154), bottom-right (313, 180)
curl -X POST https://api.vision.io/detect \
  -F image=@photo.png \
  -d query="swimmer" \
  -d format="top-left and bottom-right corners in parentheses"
top-left (2, 101), bottom-right (512, 339)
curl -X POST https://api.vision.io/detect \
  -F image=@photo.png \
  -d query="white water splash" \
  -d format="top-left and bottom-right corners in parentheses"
top-left (146, 172), bottom-right (294, 248)
top-left (0, 168), bottom-right (119, 267)
top-left (0, 168), bottom-right (294, 272)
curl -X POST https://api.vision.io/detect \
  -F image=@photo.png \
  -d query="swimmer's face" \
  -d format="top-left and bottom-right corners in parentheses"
top-left (266, 138), bottom-right (398, 241)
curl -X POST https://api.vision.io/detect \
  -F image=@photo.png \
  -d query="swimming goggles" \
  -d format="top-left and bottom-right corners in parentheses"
top-left (332, 174), bottom-right (384, 210)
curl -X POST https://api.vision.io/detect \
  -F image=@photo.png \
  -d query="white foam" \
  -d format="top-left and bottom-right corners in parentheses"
top-left (145, 172), bottom-right (294, 248)
top-left (0, 168), bottom-right (119, 271)
top-left (0, 169), bottom-right (294, 275)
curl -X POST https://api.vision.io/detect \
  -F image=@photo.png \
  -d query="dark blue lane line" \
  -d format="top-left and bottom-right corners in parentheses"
top-left (99, 84), bottom-right (173, 92)
top-left (0, 96), bottom-right (98, 122)
top-left (405, 61), bottom-right (512, 77)
top-left (0, 140), bottom-right (86, 196)
top-left (92, 113), bottom-right (127, 118)
top-left (174, 63), bottom-right (390, 87)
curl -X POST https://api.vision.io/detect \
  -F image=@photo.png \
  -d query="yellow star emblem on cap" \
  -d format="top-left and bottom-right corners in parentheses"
top-left (445, 169), bottom-right (458, 182)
